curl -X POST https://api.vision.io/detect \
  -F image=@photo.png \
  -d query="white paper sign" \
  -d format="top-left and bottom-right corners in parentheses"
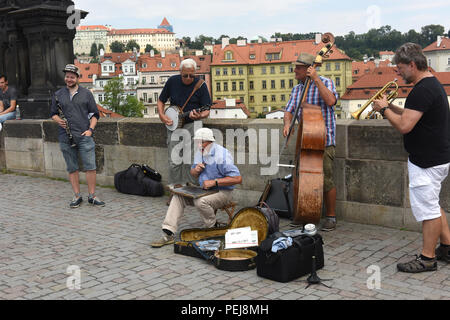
top-left (225, 227), bottom-right (258, 249)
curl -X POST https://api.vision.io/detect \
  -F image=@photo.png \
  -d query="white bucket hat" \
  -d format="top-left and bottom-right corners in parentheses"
top-left (193, 128), bottom-right (215, 142)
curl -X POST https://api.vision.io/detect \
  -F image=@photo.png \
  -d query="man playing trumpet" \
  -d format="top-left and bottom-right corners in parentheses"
top-left (373, 43), bottom-right (450, 273)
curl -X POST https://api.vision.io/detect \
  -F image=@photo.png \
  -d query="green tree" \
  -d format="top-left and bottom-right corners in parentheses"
top-left (126, 40), bottom-right (140, 52)
top-left (420, 24), bottom-right (445, 47)
top-left (103, 77), bottom-right (145, 117)
top-left (90, 43), bottom-right (98, 57)
top-left (145, 44), bottom-right (159, 54)
top-left (110, 41), bottom-right (125, 53)
top-left (98, 43), bottom-right (105, 55)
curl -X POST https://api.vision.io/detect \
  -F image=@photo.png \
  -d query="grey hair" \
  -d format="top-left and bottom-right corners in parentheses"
top-left (393, 43), bottom-right (428, 71)
top-left (180, 58), bottom-right (197, 71)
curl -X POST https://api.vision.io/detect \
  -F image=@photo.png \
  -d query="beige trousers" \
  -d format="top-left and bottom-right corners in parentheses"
top-left (162, 190), bottom-right (233, 234)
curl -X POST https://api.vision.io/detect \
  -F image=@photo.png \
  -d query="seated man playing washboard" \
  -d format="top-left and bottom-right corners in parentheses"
top-left (151, 128), bottom-right (242, 248)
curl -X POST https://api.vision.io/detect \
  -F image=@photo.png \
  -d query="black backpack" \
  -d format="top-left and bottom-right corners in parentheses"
top-left (114, 164), bottom-right (164, 197)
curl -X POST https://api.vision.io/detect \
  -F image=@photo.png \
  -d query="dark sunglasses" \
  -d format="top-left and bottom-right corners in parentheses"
top-left (182, 74), bottom-right (195, 79)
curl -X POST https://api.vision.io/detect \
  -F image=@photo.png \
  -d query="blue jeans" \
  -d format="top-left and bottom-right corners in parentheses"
top-left (60, 136), bottom-right (96, 173)
top-left (0, 111), bottom-right (16, 123)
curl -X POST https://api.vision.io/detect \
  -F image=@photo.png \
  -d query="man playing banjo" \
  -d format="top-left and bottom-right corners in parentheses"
top-left (157, 58), bottom-right (211, 194)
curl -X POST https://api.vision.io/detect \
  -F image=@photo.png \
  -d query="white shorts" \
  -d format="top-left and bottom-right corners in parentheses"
top-left (408, 159), bottom-right (450, 222)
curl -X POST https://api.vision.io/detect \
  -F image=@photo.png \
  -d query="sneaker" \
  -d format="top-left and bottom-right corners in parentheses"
top-left (397, 255), bottom-right (437, 273)
top-left (88, 196), bottom-right (105, 207)
top-left (435, 245), bottom-right (450, 263)
top-left (321, 217), bottom-right (336, 232)
top-left (150, 233), bottom-right (175, 248)
top-left (69, 196), bottom-right (83, 208)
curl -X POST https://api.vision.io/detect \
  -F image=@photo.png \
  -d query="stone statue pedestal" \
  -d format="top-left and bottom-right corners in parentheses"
top-left (0, 1), bottom-right (87, 119)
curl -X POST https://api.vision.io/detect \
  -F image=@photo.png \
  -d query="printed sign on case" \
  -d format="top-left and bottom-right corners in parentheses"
top-left (225, 227), bottom-right (258, 249)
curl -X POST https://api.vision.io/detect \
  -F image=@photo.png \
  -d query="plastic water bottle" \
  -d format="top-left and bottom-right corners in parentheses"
top-left (15, 105), bottom-right (21, 120)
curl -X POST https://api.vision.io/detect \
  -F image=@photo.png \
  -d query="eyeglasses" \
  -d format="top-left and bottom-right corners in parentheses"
top-left (182, 74), bottom-right (195, 79)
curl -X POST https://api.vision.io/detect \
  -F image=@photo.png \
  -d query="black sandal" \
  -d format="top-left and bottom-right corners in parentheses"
top-left (397, 255), bottom-right (437, 273)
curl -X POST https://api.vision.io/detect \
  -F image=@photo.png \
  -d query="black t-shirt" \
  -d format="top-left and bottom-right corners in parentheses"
top-left (50, 86), bottom-right (100, 143)
top-left (159, 75), bottom-right (211, 124)
top-left (404, 76), bottom-right (450, 168)
top-left (0, 86), bottom-right (18, 110)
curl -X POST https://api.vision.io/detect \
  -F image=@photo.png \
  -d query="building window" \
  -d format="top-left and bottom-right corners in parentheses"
top-left (262, 80), bottom-right (267, 89)
top-left (150, 76), bottom-right (155, 83)
top-left (250, 96), bottom-right (255, 103)
top-left (216, 82), bottom-right (221, 92)
top-left (271, 80), bottom-right (275, 89)
top-left (223, 68), bottom-right (228, 75)
top-left (216, 69), bottom-right (220, 76)
top-left (325, 63), bottom-right (331, 71)
top-left (142, 76), bottom-right (146, 84)
top-left (225, 51), bottom-right (233, 60)
top-left (143, 93), bottom-right (147, 102)
top-left (335, 77), bottom-right (341, 87)
top-left (240, 96), bottom-right (244, 103)
top-left (271, 95), bottom-right (276, 102)
top-left (249, 54), bottom-right (255, 59)
top-left (262, 67), bottom-right (266, 74)
top-left (232, 81), bottom-right (236, 91)
top-left (335, 62), bottom-right (340, 71)
top-left (154, 93), bottom-right (158, 102)
top-left (289, 79), bottom-right (294, 88)
top-left (249, 81), bottom-right (254, 90)
top-left (281, 94), bottom-right (286, 101)
top-left (280, 79), bottom-right (285, 88)
top-left (249, 67), bottom-right (254, 75)
top-left (280, 66), bottom-right (285, 73)
top-left (270, 66), bottom-right (275, 74)
top-left (239, 67), bottom-right (244, 75)
top-left (289, 66), bottom-right (294, 73)
top-left (224, 82), bottom-right (228, 91)
top-left (262, 95), bottom-right (267, 102)
top-left (231, 68), bottom-right (236, 75)
top-left (239, 81), bottom-right (244, 91)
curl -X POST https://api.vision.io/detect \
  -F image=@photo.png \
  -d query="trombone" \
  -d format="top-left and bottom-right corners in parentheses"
top-left (351, 79), bottom-right (398, 119)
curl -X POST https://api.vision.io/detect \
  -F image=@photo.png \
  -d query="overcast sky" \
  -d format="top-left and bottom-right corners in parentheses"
top-left (74, 0), bottom-right (449, 40)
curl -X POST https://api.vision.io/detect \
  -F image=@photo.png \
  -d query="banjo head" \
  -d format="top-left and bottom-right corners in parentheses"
top-left (165, 106), bottom-right (180, 131)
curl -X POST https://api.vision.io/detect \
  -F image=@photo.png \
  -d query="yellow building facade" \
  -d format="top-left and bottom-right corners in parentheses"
top-left (211, 39), bottom-right (352, 117)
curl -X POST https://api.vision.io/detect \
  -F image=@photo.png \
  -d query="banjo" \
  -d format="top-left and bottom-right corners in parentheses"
top-left (164, 78), bottom-right (210, 131)
top-left (165, 104), bottom-right (211, 131)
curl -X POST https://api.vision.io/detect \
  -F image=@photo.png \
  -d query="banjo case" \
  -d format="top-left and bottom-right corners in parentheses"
top-left (174, 207), bottom-right (268, 271)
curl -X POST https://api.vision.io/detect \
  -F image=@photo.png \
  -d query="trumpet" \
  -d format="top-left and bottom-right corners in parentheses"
top-left (351, 79), bottom-right (398, 120)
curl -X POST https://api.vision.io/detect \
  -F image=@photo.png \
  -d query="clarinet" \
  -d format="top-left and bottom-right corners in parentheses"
top-left (55, 96), bottom-right (76, 148)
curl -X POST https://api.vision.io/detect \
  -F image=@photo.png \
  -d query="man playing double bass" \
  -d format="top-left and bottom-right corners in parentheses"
top-left (283, 53), bottom-right (339, 231)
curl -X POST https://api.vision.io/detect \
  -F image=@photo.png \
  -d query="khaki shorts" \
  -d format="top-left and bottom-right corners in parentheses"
top-left (323, 146), bottom-right (335, 193)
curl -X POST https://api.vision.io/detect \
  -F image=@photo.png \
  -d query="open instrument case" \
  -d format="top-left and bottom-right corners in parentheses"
top-left (174, 207), bottom-right (269, 271)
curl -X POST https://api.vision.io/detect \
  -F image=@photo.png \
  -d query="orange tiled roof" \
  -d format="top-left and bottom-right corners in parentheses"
top-left (352, 60), bottom-right (392, 80)
top-left (97, 104), bottom-right (124, 118)
top-left (379, 51), bottom-right (394, 55)
top-left (160, 17), bottom-right (171, 26)
top-left (101, 52), bottom-right (138, 64)
top-left (108, 28), bottom-right (173, 35)
top-left (423, 37), bottom-right (450, 52)
top-left (341, 69), bottom-right (450, 100)
top-left (77, 25), bottom-right (109, 31)
top-left (212, 99), bottom-right (251, 117)
top-left (75, 62), bottom-right (100, 83)
top-left (138, 53), bottom-right (181, 72)
top-left (212, 39), bottom-right (351, 66)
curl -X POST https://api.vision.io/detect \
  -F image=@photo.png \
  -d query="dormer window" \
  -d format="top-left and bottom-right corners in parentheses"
top-left (225, 51), bottom-right (233, 60)
top-left (157, 62), bottom-right (163, 68)
top-left (249, 54), bottom-right (255, 59)
top-left (171, 62), bottom-right (176, 68)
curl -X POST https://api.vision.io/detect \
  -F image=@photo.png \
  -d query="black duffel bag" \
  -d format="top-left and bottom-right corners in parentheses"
top-left (256, 232), bottom-right (324, 283)
top-left (114, 164), bottom-right (164, 197)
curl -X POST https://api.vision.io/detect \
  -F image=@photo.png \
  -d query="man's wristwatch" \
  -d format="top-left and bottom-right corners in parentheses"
top-left (88, 127), bottom-right (94, 133)
top-left (380, 107), bottom-right (388, 117)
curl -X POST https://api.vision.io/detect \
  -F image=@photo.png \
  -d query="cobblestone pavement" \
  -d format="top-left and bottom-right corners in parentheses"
top-left (0, 173), bottom-right (449, 301)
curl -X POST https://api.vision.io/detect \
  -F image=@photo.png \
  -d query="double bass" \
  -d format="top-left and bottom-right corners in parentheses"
top-left (282, 33), bottom-right (335, 225)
